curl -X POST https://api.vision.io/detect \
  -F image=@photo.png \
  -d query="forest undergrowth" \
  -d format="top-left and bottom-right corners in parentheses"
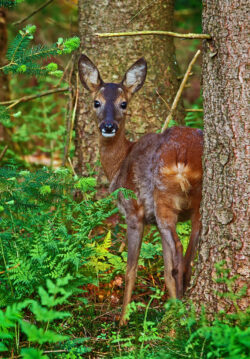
top-left (0, 167), bottom-right (249, 359)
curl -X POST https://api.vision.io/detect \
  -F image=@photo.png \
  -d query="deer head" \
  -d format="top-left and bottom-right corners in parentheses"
top-left (78, 54), bottom-right (147, 138)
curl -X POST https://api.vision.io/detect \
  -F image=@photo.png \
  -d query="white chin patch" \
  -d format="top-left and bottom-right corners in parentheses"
top-left (101, 131), bottom-right (116, 138)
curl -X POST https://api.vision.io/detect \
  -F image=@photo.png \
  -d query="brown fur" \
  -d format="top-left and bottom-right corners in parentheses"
top-left (78, 54), bottom-right (203, 325)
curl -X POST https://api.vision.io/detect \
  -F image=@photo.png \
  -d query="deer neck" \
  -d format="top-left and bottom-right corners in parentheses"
top-left (99, 127), bottom-right (133, 182)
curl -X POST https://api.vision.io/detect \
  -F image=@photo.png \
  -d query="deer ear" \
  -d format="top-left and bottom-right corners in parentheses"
top-left (122, 58), bottom-right (147, 95)
top-left (78, 54), bottom-right (103, 92)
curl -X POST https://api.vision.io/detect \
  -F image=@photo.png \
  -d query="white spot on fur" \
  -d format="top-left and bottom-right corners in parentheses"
top-left (161, 163), bottom-right (191, 193)
top-left (176, 163), bottom-right (191, 192)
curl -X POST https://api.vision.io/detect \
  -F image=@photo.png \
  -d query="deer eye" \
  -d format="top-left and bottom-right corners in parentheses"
top-left (94, 100), bottom-right (101, 108)
top-left (120, 101), bottom-right (127, 109)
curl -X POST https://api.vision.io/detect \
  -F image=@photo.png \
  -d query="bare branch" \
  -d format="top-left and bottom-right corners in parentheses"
top-left (127, 0), bottom-right (157, 24)
top-left (96, 30), bottom-right (211, 40)
top-left (0, 87), bottom-right (69, 109)
top-left (67, 156), bottom-right (77, 177)
top-left (156, 90), bottom-right (171, 111)
top-left (0, 145), bottom-right (8, 162)
top-left (185, 109), bottom-right (203, 112)
top-left (13, 0), bottom-right (54, 26)
top-left (161, 50), bottom-right (201, 132)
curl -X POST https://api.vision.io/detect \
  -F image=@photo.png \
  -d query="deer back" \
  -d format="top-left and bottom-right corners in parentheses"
top-left (110, 126), bottom-right (203, 224)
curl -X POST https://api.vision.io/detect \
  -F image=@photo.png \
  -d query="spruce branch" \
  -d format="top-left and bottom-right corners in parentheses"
top-left (6, 25), bottom-right (37, 63)
top-left (20, 44), bottom-right (58, 63)
top-left (1, 25), bottom-right (80, 77)
top-left (96, 30), bottom-right (211, 40)
top-left (161, 49), bottom-right (201, 132)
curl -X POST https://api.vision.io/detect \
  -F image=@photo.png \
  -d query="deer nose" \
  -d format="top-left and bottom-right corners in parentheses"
top-left (104, 122), bottom-right (115, 133)
top-left (99, 121), bottom-right (118, 138)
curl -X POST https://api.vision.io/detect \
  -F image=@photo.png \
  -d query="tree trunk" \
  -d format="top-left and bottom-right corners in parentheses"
top-left (189, 0), bottom-right (249, 314)
top-left (74, 0), bottom-right (185, 178)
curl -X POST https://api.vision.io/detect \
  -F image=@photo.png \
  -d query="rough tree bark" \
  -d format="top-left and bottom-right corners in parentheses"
top-left (74, 0), bottom-right (185, 178)
top-left (189, 0), bottom-right (249, 313)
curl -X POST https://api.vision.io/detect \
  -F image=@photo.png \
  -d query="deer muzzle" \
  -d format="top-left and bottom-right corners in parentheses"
top-left (99, 121), bottom-right (118, 137)
top-left (99, 103), bottom-right (119, 137)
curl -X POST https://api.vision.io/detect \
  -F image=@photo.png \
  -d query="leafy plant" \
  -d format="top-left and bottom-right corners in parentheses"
top-left (0, 275), bottom-right (73, 357)
top-left (0, 167), bottom-right (120, 307)
top-left (107, 261), bottom-right (249, 359)
top-left (0, 18), bottom-right (80, 166)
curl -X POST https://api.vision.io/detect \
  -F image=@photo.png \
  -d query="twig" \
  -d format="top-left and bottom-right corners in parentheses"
top-left (156, 90), bottom-right (171, 111)
top-left (0, 87), bottom-right (69, 109)
top-left (127, 0), bottom-right (157, 24)
top-left (161, 50), bottom-right (201, 132)
top-left (177, 72), bottom-right (193, 80)
top-left (13, 0), bottom-right (54, 26)
top-left (0, 262), bottom-right (20, 275)
top-left (68, 156), bottom-right (77, 176)
top-left (185, 108), bottom-right (203, 112)
top-left (96, 30), bottom-right (211, 40)
top-left (43, 350), bottom-right (68, 354)
top-left (91, 309), bottom-right (118, 322)
top-left (0, 145), bottom-right (8, 162)
top-left (62, 87), bottom-right (73, 166)
top-left (56, 55), bottom-right (74, 87)
top-left (63, 73), bottom-right (78, 166)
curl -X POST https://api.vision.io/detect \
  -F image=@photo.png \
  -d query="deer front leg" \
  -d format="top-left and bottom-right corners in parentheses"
top-left (120, 213), bottom-right (144, 326)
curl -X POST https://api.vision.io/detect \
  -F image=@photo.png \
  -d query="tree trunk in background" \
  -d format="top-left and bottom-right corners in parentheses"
top-left (189, 0), bottom-right (249, 313)
top-left (0, 8), bottom-right (10, 142)
top-left (74, 0), bottom-right (185, 179)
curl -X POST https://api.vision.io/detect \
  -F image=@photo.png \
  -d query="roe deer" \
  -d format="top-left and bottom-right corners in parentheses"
top-left (78, 54), bottom-right (203, 325)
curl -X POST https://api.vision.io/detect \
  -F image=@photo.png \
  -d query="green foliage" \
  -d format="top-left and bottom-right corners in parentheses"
top-left (0, 167), bottom-right (120, 306)
top-left (139, 222), bottom-right (190, 265)
top-left (168, 94), bottom-right (203, 130)
top-left (0, 105), bottom-right (12, 128)
top-left (175, 0), bottom-right (202, 32)
top-left (0, 276), bottom-right (75, 357)
top-left (184, 94), bottom-right (203, 129)
top-left (108, 263), bottom-right (249, 359)
top-left (2, 24), bottom-right (80, 77)
top-left (17, 89), bottom-right (65, 159)
top-left (0, 17), bottom-right (80, 166)
top-left (0, 0), bottom-right (18, 8)
top-left (0, 167), bottom-right (134, 356)
top-left (0, 168), bottom-right (248, 358)
top-left (0, 76), bottom-right (70, 167)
